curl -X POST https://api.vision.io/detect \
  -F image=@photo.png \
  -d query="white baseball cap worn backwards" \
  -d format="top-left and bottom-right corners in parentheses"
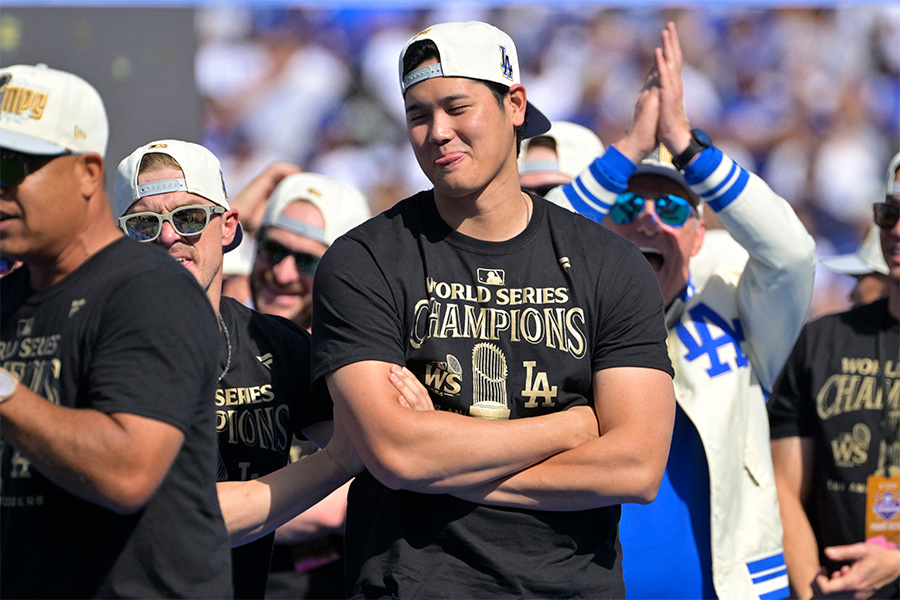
top-left (820, 225), bottom-right (889, 276)
top-left (115, 139), bottom-right (243, 252)
top-left (519, 121), bottom-right (605, 180)
top-left (262, 172), bottom-right (371, 246)
top-left (0, 63), bottom-right (109, 157)
top-left (398, 21), bottom-right (551, 139)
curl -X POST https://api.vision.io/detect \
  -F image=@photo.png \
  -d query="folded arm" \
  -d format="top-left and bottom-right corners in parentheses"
top-left (390, 365), bottom-right (675, 510)
top-left (326, 360), bottom-right (598, 493)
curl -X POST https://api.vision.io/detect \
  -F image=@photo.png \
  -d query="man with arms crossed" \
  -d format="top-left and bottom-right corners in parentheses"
top-left (0, 65), bottom-right (232, 598)
top-left (312, 20), bottom-right (676, 598)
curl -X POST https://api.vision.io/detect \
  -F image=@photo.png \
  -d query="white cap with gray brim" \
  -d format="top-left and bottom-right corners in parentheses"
top-left (114, 139), bottom-right (242, 252)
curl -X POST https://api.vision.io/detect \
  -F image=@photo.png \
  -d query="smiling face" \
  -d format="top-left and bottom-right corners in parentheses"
top-left (249, 199), bottom-right (328, 330)
top-left (128, 166), bottom-right (236, 300)
top-left (403, 62), bottom-right (525, 203)
top-left (603, 173), bottom-right (705, 306)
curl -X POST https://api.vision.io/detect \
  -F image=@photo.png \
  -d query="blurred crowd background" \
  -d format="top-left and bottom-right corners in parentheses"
top-left (3, 2), bottom-right (899, 317)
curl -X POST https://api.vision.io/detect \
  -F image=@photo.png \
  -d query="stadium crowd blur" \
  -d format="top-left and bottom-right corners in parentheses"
top-left (195, 4), bottom-right (899, 318)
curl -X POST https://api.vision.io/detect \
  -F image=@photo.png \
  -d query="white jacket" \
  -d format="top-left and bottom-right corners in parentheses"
top-left (548, 148), bottom-right (816, 598)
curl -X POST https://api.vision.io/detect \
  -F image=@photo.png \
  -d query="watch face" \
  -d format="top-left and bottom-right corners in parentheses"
top-left (693, 128), bottom-right (712, 147)
top-left (0, 369), bottom-right (17, 399)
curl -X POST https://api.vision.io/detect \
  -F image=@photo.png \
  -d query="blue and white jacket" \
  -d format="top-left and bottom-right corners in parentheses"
top-left (547, 146), bottom-right (816, 599)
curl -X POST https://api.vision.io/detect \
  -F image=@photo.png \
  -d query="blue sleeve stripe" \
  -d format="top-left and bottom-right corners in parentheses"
top-left (563, 182), bottom-right (610, 223)
top-left (699, 161), bottom-right (738, 201)
top-left (707, 168), bottom-right (749, 212)
top-left (759, 586), bottom-right (790, 600)
top-left (747, 554), bottom-right (785, 573)
top-left (594, 145), bottom-right (637, 190)
top-left (684, 147), bottom-right (722, 184)
top-left (752, 568), bottom-right (787, 584)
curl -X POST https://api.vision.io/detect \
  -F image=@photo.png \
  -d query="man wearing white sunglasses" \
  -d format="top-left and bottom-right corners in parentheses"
top-left (115, 139), bottom-right (361, 599)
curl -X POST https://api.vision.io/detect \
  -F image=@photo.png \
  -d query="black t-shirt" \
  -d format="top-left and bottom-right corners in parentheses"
top-left (313, 192), bottom-right (672, 598)
top-left (769, 298), bottom-right (900, 573)
top-left (218, 296), bottom-right (333, 599)
top-left (0, 238), bottom-right (232, 599)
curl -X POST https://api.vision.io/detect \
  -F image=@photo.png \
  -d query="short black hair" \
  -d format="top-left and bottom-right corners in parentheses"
top-left (402, 39), bottom-right (527, 155)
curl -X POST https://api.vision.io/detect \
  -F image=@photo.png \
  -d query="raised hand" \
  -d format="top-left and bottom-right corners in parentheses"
top-left (655, 21), bottom-right (692, 156)
top-left (229, 161), bottom-right (302, 233)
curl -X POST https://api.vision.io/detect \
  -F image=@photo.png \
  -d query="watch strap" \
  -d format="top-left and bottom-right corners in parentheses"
top-left (672, 129), bottom-right (710, 171)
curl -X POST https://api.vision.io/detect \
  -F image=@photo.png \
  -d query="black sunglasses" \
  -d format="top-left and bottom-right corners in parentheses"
top-left (874, 202), bottom-right (899, 229)
top-left (256, 238), bottom-right (320, 277)
top-left (0, 148), bottom-right (71, 187)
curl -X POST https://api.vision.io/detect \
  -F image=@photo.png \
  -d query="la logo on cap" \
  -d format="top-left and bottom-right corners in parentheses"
top-left (499, 45), bottom-right (513, 81)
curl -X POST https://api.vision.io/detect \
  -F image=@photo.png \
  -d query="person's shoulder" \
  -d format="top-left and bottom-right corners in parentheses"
top-left (806, 297), bottom-right (888, 335)
top-left (539, 195), bottom-right (639, 253)
top-left (91, 238), bottom-right (203, 293)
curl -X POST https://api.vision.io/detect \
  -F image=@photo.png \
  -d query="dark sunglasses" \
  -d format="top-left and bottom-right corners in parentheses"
top-left (609, 192), bottom-right (696, 228)
top-left (0, 148), bottom-right (71, 187)
top-left (874, 202), bottom-right (899, 229)
top-left (256, 238), bottom-right (320, 277)
top-left (118, 204), bottom-right (225, 242)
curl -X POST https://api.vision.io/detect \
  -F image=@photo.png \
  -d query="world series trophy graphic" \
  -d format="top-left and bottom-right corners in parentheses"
top-left (469, 342), bottom-right (511, 420)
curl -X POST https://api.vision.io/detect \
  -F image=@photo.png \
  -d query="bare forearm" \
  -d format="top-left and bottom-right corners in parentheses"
top-left (0, 386), bottom-right (180, 513)
top-left (218, 449), bottom-right (352, 547)
top-left (361, 407), bottom-right (595, 493)
top-left (779, 491), bottom-right (821, 600)
top-left (451, 423), bottom-right (669, 510)
top-left (272, 482), bottom-right (349, 544)
top-left (329, 363), bottom-right (597, 492)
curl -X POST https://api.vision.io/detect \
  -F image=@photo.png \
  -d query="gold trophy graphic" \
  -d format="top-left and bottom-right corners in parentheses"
top-left (469, 342), bottom-right (511, 420)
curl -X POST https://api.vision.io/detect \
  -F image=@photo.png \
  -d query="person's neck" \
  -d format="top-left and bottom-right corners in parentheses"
top-left (28, 221), bottom-right (123, 289)
top-left (433, 165), bottom-right (530, 242)
top-left (208, 274), bottom-right (224, 325)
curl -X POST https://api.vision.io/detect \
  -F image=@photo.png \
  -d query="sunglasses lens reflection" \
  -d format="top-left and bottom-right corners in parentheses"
top-left (874, 203), bottom-right (899, 229)
top-left (258, 239), bottom-right (320, 276)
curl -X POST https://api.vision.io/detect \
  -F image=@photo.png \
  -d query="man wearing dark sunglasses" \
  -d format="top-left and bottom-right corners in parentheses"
top-left (249, 172), bottom-right (371, 332)
top-left (0, 65), bottom-right (233, 598)
top-left (237, 171), bottom-right (369, 600)
top-left (769, 150), bottom-right (900, 600)
top-left (115, 140), bottom-right (361, 599)
top-left (539, 24), bottom-right (817, 599)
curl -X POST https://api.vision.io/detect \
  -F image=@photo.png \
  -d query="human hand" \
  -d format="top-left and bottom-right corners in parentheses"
top-left (388, 365), bottom-right (434, 411)
top-left (613, 61), bottom-right (660, 164)
top-left (655, 21), bottom-right (692, 157)
top-left (230, 161), bottom-right (302, 233)
top-left (810, 540), bottom-right (900, 599)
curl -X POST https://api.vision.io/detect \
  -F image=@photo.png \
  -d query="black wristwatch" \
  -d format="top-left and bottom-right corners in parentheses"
top-left (672, 128), bottom-right (711, 171)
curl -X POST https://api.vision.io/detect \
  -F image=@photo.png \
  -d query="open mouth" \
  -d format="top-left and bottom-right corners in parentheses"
top-left (640, 247), bottom-right (664, 271)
